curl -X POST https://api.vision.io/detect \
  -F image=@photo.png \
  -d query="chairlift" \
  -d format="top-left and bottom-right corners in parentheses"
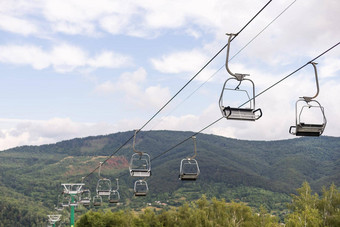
top-left (219, 33), bottom-right (262, 121)
top-left (109, 190), bottom-right (120, 203)
top-left (69, 194), bottom-right (79, 207)
top-left (129, 130), bottom-right (151, 177)
top-left (179, 136), bottom-right (200, 180)
top-left (134, 179), bottom-right (149, 196)
top-left (97, 178), bottom-right (112, 196)
top-left (96, 162), bottom-right (112, 196)
top-left (55, 194), bottom-right (64, 211)
top-left (93, 195), bottom-right (102, 207)
top-left (289, 62), bottom-right (326, 136)
top-left (55, 203), bottom-right (63, 211)
top-left (79, 189), bottom-right (91, 207)
top-left (61, 193), bottom-right (70, 207)
top-left (109, 179), bottom-right (120, 203)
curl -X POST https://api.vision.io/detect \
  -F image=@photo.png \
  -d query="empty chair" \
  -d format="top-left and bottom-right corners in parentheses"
top-left (69, 194), bottom-right (79, 207)
top-left (96, 162), bottom-right (112, 196)
top-left (109, 179), bottom-right (120, 203)
top-left (180, 159), bottom-right (200, 180)
top-left (61, 193), bottom-right (70, 207)
top-left (134, 180), bottom-right (149, 196)
top-left (109, 190), bottom-right (120, 203)
top-left (179, 136), bottom-right (200, 180)
top-left (289, 99), bottom-right (326, 136)
top-left (129, 130), bottom-right (151, 177)
top-left (219, 33), bottom-right (262, 121)
top-left (289, 62), bottom-right (326, 137)
top-left (79, 189), bottom-right (91, 207)
top-left (129, 153), bottom-right (151, 177)
top-left (96, 178), bottom-right (112, 196)
top-left (55, 194), bottom-right (64, 211)
top-left (93, 195), bottom-right (102, 207)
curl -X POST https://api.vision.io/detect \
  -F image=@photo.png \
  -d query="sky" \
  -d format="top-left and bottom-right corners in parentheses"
top-left (0, 0), bottom-right (339, 151)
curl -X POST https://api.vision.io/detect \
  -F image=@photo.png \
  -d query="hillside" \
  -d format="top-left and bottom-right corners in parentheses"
top-left (0, 130), bottom-right (339, 225)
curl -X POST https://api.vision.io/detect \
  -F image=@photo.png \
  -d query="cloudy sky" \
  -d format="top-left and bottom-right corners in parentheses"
top-left (0, 0), bottom-right (339, 150)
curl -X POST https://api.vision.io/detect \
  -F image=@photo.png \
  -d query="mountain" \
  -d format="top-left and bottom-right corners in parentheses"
top-left (0, 130), bottom-right (339, 226)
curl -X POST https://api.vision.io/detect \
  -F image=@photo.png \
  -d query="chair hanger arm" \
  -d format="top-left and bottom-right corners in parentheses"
top-left (303, 62), bottom-right (320, 102)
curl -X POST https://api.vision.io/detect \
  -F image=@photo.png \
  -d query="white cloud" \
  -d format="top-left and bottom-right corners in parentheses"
top-left (234, 0), bottom-right (340, 66)
top-left (151, 49), bottom-right (209, 74)
top-left (51, 21), bottom-right (95, 35)
top-left (319, 57), bottom-right (340, 78)
top-left (94, 68), bottom-right (171, 110)
top-left (99, 14), bottom-right (131, 35)
top-left (0, 44), bottom-right (131, 72)
top-left (0, 14), bottom-right (38, 36)
top-left (0, 117), bottom-right (116, 151)
top-left (0, 0), bottom-right (265, 37)
top-left (88, 51), bottom-right (132, 69)
top-left (0, 44), bottom-right (49, 69)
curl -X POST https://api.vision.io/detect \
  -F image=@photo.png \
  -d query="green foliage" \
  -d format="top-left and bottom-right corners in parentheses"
top-left (76, 196), bottom-right (280, 227)
top-left (0, 131), bottom-right (339, 225)
top-left (286, 182), bottom-right (340, 227)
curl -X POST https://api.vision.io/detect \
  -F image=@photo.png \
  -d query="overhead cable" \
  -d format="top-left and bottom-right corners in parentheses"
top-left (81, 0), bottom-right (273, 181)
top-left (133, 41), bottom-right (340, 172)
top-left (150, 0), bottom-right (298, 130)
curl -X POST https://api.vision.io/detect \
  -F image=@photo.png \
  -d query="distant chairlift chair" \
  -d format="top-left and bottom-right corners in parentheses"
top-left (93, 194), bottom-right (102, 207)
top-left (109, 179), bottom-right (120, 203)
top-left (79, 189), bottom-right (91, 207)
top-left (96, 162), bottom-right (112, 196)
top-left (129, 130), bottom-right (151, 177)
top-left (179, 136), bottom-right (200, 180)
top-left (134, 179), bottom-right (149, 196)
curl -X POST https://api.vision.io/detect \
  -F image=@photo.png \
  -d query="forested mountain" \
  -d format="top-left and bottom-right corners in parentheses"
top-left (0, 130), bottom-right (339, 226)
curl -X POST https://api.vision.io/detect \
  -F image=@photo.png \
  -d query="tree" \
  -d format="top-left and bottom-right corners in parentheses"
top-left (253, 205), bottom-right (280, 227)
top-left (285, 182), bottom-right (322, 227)
top-left (317, 183), bottom-right (340, 227)
top-left (225, 201), bottom-right (254, 227)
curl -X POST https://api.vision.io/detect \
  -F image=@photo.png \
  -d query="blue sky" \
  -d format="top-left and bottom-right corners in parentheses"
top-left (0, 0), bottom-right (339, 150)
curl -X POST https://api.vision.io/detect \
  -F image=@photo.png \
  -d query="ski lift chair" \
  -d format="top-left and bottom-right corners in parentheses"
top-left (179, 136), bottom-right (200, 180)
top-left (109, 190), bottom-right (120, 203)
top-left (129, 130), bottom-right (151, 177)
top-left (289, 62), bottom-right (327, 136)
top-left (93, 195), bottom-right (102, 207)
top-left (96, 162), bottom-right (112, 196)
top-left (96, 178), bottom-right (112, 196)
top-left (79, 189), bottom-right (91, 207)
top-left (61, 193), bottom-right (70, 207)
top-left (55, 195), bottom-right (64, 211)
top-left (219, 33), bottom-right (262, 121)
top-left (69, 194), bottom-right (79, 207)
top-left (289, 99), bottom-right (326, 136)
top-left (109, 179), bottom-right (120, 203)
top-left (134, 179), bottom-right (149, 196)
top-left (180, 159), bottom-right (200, 180)
top-left (129, 153), bottom-right (151, 177)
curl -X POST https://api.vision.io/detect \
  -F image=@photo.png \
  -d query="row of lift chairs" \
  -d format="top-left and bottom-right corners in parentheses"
top-left (219, 33), bottom-right (326, 136)
top-left (55, 129), bottom-right (200, 210)
top-left (54, 33), bottom-right (327, 212)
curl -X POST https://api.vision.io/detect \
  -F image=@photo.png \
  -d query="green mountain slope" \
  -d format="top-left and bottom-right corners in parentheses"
top-left (0, 130), bottom-right (339, 225)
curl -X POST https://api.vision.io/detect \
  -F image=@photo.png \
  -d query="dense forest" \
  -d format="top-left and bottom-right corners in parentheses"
top-left (0, 130), bottom-right (339, 225)
top-left (75, 182), bottom-right (340, 226)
